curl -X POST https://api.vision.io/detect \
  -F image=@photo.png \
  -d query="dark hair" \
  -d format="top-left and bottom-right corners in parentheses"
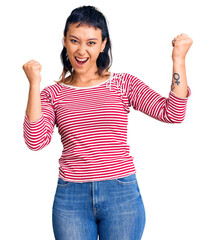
top-left (55, 5), bottom-right (113, 84)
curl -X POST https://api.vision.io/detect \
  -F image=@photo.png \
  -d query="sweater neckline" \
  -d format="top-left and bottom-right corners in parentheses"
top-left (60, 72), bottom-right (114, 89)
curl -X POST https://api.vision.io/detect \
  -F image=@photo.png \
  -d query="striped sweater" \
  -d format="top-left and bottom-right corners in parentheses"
top-left (23, 72), bottom-right (191, 182)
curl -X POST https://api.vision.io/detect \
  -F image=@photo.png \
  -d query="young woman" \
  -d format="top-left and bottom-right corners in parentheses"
top-left (22, 5), bottom-right (192, 240)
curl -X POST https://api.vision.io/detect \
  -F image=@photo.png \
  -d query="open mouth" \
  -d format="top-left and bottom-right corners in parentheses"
top-left (75, 57), bottom-right (89, 66)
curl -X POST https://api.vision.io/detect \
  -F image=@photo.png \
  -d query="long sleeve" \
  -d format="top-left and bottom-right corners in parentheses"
top-left (23, 86), bottom-right (56, 151)
top-left (127, 74), bottom-right (191, 123)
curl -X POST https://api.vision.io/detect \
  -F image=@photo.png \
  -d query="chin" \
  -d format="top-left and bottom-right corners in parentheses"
top-left (73, 67), bottom-right (88, 73)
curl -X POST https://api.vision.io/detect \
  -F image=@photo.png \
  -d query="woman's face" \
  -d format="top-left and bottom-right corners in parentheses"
top-left (64, 22), bottom-right (107, 75)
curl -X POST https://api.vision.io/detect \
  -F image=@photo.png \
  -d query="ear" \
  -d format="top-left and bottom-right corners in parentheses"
top-left (101, 38), bottom-right (107, 52)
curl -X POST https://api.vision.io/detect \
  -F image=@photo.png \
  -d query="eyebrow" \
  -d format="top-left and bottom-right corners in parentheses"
top-left (69, 35), bottom-right (98, 41)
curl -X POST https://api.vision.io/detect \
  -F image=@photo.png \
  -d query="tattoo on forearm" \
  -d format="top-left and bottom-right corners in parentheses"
top-left (173, 73), bottom-right (180, 85)
top-left (171, 72), bottom-right (180, 91)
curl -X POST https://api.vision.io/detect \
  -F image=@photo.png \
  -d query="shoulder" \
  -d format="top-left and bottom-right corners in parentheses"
top-left (112, 72), bottom-right (143, 86)
top-left (42, 82), bottom-right (63, 92)
top-left (41, 82), bottom-right (64, 101)
top-left (108, 72), bottom-right (139, 96)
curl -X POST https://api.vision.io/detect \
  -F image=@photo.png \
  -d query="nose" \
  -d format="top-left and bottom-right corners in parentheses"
top-left (77, 43), bottom-right (87, 56)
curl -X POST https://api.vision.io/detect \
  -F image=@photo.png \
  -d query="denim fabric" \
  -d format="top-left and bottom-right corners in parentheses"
top-left (52, 174), bottom-right (146, 240)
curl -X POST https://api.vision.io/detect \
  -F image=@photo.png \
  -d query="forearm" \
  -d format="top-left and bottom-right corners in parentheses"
top-left (171, 59), bottom-right (188, 98)
top-left (26, 84), bottom-right (42, 121)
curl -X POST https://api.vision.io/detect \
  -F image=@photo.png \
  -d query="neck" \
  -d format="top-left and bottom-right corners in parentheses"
top-left (72, 68), bottom-right (100, 83)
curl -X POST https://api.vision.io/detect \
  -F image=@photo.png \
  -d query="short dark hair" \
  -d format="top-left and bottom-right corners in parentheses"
top-left (56, 5), bottom-right (113, 84)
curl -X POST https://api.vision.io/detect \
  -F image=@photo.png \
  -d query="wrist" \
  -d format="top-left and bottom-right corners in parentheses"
top-left (172, 57), bottom-right (185, 65)
top-left (29, 83), bottom-right (40, 90)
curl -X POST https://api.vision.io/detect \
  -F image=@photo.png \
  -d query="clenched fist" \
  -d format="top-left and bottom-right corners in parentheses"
top-left (22, 60), bottom-right (42, 85)
top-left (172, 33), bottom-right (193, 61)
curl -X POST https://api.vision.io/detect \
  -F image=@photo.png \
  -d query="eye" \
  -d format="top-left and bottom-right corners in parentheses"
top-left (70, 39), bottom-right (78, 43)
top-left (88, 41), bottom-right (96, 45)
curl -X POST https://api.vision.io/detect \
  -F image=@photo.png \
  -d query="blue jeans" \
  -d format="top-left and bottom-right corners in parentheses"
top-left (52, 174), bottom-right (146, 240)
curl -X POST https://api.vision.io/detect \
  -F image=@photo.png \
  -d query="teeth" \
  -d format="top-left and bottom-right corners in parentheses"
top-left (75, 57), bottom-right (88, 61)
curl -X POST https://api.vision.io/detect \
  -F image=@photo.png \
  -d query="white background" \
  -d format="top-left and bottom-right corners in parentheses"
top-left (1, 0), bottom-right (214, 239)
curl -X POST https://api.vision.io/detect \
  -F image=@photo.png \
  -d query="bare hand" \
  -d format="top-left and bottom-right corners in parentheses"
top-left (22, 60), bottom-right (42, 85)
top-left (172, 33), bottom-right (193, 61)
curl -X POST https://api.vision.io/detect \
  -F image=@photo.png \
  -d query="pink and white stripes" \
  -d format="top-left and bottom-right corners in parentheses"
top-left (23, 72), bottom-right (191, 182)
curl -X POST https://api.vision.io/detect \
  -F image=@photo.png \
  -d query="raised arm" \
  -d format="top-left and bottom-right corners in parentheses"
top-left (23, 60), bottom-right (55, 151)
top-left (127, 33), bottom-right (193, 123)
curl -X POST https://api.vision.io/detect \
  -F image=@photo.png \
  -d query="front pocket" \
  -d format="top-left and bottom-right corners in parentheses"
top-left (57, 178), bottom-right (70, 187)
top-left (115, 174), bottom-right (137, 184)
